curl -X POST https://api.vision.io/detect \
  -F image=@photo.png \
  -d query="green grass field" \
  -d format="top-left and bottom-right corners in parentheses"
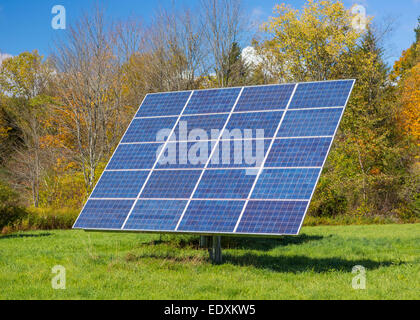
top-left (0, 224), bottom-right (419, 299)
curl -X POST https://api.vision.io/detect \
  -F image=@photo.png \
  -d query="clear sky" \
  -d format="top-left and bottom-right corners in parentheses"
top-left (0, 0), bottom-right (419, 66)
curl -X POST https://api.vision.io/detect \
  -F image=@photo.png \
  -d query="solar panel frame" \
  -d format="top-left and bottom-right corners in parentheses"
top-left (73, 79), bottom-right (355, 236)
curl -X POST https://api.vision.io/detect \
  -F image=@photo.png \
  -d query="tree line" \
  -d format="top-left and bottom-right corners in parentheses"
top-left (0, 0), bottom-right (418, 221)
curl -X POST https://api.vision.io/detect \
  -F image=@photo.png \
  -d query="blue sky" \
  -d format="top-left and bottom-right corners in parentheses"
top-left (0, 0), bottom-right (419, 66)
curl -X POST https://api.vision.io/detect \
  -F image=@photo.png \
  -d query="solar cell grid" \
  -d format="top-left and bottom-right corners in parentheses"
top-left (155, 141), bottom-right (215, 169)
top-left (136, 91), bottom-right (192, 117)
top-left (290, 80), bottom-right (353, 108)
top-left (74, 79), bottom-right (355, 236)
top-left (74, 199), bottom-right (134, 229)
top-left (235, 84), bottom-right (295, 112)
top-left (236, 200), bottom-right (308, 235)
top-left (107, 143), bottom-right (162, 170)
top-left (277, 108), bottom-right (343, 137)
top-left (207, 138), bottom-right (271, 168)
top-left (193, 169), bottom-right (257, 199)
top-left (122, 116), bottom-right (178, 143)
top-left (177, 200), bottom-right (245, 233)
top-left (265, 137), bottom-right (331, 167)
top-left (184, 87), bottom-right (241, 114)
top-left (222, 111), bottom-right (284, 139)
top-left (251, 168), bottom-right (320, 200)
top-left (124, 200), bottom-right (187, 231)
top-left (169, 114), bottom-right (228, 141)
top-left (91, 171), bottom-right (149, 199)
top-left (140, 169), bottom-right (202, 199)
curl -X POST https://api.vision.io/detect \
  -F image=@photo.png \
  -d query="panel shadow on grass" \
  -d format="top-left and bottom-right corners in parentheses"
top-left (141, 234), bottom-right (326, 251)
top-left (223, 234), bottom-right (326, 251)
top-left (0, 232), bottom-right (53, 240)
top-left (223, 252), bottom-right (395, 273)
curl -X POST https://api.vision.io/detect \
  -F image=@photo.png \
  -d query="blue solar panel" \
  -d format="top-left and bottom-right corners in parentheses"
top-left (277, 108), bottom-right (343, 137)
top-left (124, 200), bottom-right (187, 231)
top-left (265, 138), bottom-right (331, 167)
top-left (184, 88), bottom-right (241, 114)
top-left (290, 80), bottom-right (354, 108)
top-left (170, 114), bottom-right (228, 141)
top-left (91, 171), bottom-right (149, 198)
top-left (235, 84), bottom-right (295, 112)
top-left (177, 200), bottom-right (245, 233)
top-left (223, 111), bottom-right (284, 139)
top-left (208, 139), bottom-right (271, 168)
top-left (136, 91), bottom-right (191, 117)
top-left (155, 141), bottom-right (214, 169)
top-left (194, 169), bottom-right (257, 199)
top-left (122, 117), bottom-right (177, 143)
top-left (107, 143), bottom-right (161, 170)
top-left (251, 168), bottom-right (320, 199)
top-left (75, 80), bottom-right (355, 236)
top-left (236, 201), bottom-right (308, 235)
top-left (140, 170), bottom-right (201, 199)
top-left (74, 199), bottom-right (134, 229)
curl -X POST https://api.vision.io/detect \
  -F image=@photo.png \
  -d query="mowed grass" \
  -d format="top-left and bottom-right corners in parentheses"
top-left (0, 224), bottom-right (419, 299)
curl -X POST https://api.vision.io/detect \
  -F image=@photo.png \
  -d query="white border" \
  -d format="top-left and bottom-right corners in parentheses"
top-left (89, 198), bottom-right (310, 202)
top-left (119, 135), bottom-right (334, 145)
top-left (144, 79), bottom-right (355, 95)
top-left (132, 106), bottom-right (345, 120)
top-left (104, 166), bottom-right (322, 172)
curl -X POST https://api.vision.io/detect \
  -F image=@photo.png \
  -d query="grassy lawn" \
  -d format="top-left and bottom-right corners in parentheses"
top-left (0, 224), bottom-right (419, 299)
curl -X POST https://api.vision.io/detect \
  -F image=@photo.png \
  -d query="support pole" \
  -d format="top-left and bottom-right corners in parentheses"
top-left (199, 235), bottom-right (209, 248)
top-left (209, 236), bottom-right (222, 264)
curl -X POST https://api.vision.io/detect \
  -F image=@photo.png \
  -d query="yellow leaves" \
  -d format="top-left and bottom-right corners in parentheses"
top-left (392, 40), bottom-right (420, 80)
top-left (0, 50), bottom-right (50, 99)
top-left (54, 157), bottom-right (77, 173)
top-left (260, 0), bottom-right (365, 81)
top-left (399, 62), bottom-right (420, 143)
top-left (0, 125), bottom-right (11, 140)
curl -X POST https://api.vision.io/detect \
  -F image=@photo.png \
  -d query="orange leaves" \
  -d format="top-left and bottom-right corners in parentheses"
top-left (392, 42), bottom-right (420, 81)
top-left (369, 167), bottom-right (381, 175)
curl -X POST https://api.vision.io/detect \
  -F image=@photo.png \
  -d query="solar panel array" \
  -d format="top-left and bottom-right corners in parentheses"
top-left (73, 80), bottom-right (355, 236)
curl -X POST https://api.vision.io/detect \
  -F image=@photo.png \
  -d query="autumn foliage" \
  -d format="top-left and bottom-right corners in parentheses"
top-left (0, 0), bottom-right (418, 224)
